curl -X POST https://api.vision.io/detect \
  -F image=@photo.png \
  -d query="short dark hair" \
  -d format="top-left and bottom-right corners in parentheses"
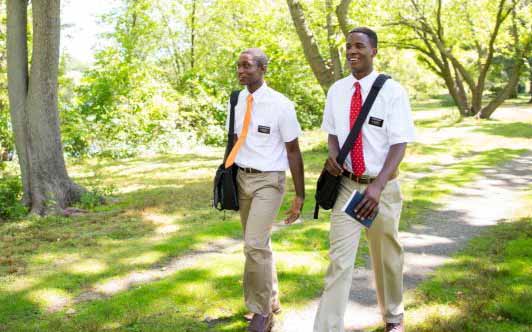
top-left (348, 27), bottom-right (378, 48)
top-left (242, 48), bottom-right (269, 68)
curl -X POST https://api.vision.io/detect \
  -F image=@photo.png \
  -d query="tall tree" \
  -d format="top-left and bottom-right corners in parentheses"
top-left (7, 0), bottom-right (84, 214)
top-left (286, 0), bottom-right (353, 92)
top-left (388, 0), bottom-right (531, 118)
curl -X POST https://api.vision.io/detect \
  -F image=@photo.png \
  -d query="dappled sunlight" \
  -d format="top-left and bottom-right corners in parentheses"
top-left (277, 252), bottom-right (326, 273)
top-left (67, 258), bottom-right (108, 275)
top-left (407, 303), bottom-right (462, 327)
top-left (32, 252), bottom-right (81, 265)
top-left (118, 183), bottom-right (184, 193)
top-left (403, 253), bottom-right (449, 271)
top-left (2, 100), bottom-right (530, 331)
top-left (2, 275), bottom-right (40, 292)
top-left (120, 251), bottom-right (165, 266)
top-left (101, 322), bottom-right (123, 330)
top-left (401, 232), bottom-right (454, 248)
top-left (94, 274), bottom-right (142, 295)
top-left (27, 288), bottom-right (72, 312)
top-left (179, 281), bottom-right (215, 299)
top-left (142, 211), bottom-right (180, 235)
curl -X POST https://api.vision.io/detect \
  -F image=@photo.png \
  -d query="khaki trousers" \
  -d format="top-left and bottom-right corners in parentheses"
top-left (237, 170), bottom-right (286, 316)
top-left (314, 177), bottom-right (404, 332)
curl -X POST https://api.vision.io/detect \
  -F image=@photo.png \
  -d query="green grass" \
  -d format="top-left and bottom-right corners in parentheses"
top-left (474, 121), bottom-right (532, 139)
top-left (0, 101), bottom-right (531, 331)
top-left (400, 217), bottom-right (532, 332)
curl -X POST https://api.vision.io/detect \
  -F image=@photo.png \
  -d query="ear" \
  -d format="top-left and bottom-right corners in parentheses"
top-left (372, 48), bottom-right (378, 57)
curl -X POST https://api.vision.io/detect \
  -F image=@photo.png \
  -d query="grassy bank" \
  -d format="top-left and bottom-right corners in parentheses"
top-left (1, 99), bottom-right (531, 331)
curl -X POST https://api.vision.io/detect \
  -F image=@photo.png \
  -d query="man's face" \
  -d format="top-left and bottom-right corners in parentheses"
top-left (237, 53), bottom-right (264, 86)
top-left (346, 32), bottom-right (376, 75)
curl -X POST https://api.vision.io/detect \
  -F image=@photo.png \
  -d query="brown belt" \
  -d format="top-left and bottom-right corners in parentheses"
top-left (342, 170), bottom-right (398, 184)
top-left (238, 167), bottom-right (263, 174)
top-left (342, 171), bottom-right (376, 184)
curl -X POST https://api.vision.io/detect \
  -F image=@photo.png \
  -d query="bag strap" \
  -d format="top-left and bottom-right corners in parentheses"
top-left (336, 74), bottom-right (390, 165)
top-left (223, 90), bottom-right (241, 162)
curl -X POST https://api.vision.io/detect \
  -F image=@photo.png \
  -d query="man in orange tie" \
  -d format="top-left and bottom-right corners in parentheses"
top-left (225, 48), bottom-right (305, 332)
top-left (313, 28), bottom-right (415, 332)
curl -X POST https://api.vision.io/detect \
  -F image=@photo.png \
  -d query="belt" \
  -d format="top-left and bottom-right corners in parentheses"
top-left (342, 171), bottom-right (398, 184)
top-left (238, 167), bottom-right (263, 174)
top-left (342, 171), bottom-right (375, 184)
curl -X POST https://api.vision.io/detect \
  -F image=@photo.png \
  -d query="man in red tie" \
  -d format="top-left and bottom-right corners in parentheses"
top-left (313, 27), bottom-right (415, 332)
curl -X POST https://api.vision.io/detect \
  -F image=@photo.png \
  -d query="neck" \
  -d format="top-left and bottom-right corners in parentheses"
top-left (352, 68), bottom-right (372, 80)
top-left (247, 80), bottom-right (264, 94)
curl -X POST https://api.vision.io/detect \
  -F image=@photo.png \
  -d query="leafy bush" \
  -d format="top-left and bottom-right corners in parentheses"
top-left (0, 175), bottom-right (27, 220)
top-left (78, 184), bottom-right (117, 210)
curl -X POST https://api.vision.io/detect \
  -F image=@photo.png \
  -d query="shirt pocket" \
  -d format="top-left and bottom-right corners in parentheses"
top-left (248, 120), bottom-right (275, 147)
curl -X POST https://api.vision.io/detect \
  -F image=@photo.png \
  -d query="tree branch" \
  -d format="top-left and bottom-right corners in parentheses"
top-left (335, 0), bottom-right (353, 38)
top-left (286, 0), bottom-right (335, 91)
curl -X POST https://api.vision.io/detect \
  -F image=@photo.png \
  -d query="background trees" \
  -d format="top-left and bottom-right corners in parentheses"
top-left (1, 0), bottom-right (530, 190)
top-left (387, 0), bottom-right (532, 118)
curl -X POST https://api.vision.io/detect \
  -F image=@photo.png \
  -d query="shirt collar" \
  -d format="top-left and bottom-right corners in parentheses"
top-left (246, 81), bottom-right (268, 102)
top-left (348, 70), bottom-right (378, 93)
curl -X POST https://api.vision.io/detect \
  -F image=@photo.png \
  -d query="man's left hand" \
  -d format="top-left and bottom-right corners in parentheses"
top-left (354, 182), bottom-right (383, 219)
top-left (284, 196), bottom-right (304, 224)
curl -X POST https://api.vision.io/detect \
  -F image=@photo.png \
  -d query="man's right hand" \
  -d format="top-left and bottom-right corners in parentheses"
top-left (325, 156), bottom-right (343, 176)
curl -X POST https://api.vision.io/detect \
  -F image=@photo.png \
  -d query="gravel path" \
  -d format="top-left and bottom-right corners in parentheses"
top-left (275, 152), bottom-right (532, 332)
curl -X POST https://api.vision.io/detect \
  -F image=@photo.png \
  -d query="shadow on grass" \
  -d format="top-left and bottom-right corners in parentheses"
top-left (1, 139), bottom-right (528, 331)
top-left (400, 148), bottom-right (527, 227)
top-left (473, 122), bottom-right (532, 139)
top-left (0, 220), bottom-right (330, 331)
top-left (402, 218), bottom-right (532, 332)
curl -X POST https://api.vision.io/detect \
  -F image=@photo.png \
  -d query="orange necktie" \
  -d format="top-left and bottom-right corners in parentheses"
top-left (225, 94), bottom-right (253, 168)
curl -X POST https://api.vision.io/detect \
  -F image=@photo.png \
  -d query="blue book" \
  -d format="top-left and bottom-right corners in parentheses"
top-left (341, 190), bottom-right (378, 228)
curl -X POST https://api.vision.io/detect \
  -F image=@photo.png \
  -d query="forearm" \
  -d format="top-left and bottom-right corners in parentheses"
top-left (288, 151), bottom-right (305, 199)
top-left (328, 134), bottom-right (340, 159)
top-left (374, 143), bottom-right (407, 190)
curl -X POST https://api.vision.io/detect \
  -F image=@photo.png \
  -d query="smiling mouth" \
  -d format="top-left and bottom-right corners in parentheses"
top-left (348, 57), bottom-right (361, 63)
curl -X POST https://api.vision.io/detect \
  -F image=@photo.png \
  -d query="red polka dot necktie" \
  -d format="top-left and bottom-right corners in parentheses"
top-left (349, 82), bottom-right (366, 176)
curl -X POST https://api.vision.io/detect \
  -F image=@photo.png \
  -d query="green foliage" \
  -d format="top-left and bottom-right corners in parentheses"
top-left (0, 175), bottom-right (27, 221)
top-left (78, 184), bottom-right (117, 210)
top-left (59, 0), bottom-right (330, 157)
top-left (0, 4), bottom-right (12, 154)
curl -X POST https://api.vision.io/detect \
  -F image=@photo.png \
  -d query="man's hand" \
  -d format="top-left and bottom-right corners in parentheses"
top-left (325, 156), bottom-right (343, 176)
top-left (284, 196), bottom-right (304, 224)
top-left (354, 181), bottom-right (383, 219)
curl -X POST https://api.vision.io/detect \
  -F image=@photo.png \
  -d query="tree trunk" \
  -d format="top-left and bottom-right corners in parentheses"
top-left (335, 0), bottom-right (353, 39)
top-left (326, 0), bottom-right (342, 80)
top-left (7, 0), bottom-right (85, 215)
top-left (478, 54), bottom-right (526, 119)
top-left (6, 0), bottom-right (31, 205)
top-left (286, 0), bottom-right (335, 92)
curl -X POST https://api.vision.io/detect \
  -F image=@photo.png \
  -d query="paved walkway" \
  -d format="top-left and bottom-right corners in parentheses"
top-left (275, 152), bottom-right (532, 332)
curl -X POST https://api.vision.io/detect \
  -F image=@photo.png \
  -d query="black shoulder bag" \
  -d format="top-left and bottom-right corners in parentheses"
top-left (213, 90), bottom-right (241, 211)
top-left (313, 74), bottom-right (390, 219)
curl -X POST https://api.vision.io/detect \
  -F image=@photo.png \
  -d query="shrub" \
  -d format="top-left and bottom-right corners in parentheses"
top-left (0, 175), bottom-right (27, 220)
top-left (78, 184), bottom-right (117, 210)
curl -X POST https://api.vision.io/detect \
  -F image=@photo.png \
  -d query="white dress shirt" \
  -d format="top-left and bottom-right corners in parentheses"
top-left (321, 71), bottom-right (415, 176)
top-left (226, 83), bottom-right (302, 171)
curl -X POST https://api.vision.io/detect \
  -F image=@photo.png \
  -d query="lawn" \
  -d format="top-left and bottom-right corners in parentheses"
top-left (402, 215), bottom-right (532, 331)
top-left (0, 99), bottom-right (531, 331)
